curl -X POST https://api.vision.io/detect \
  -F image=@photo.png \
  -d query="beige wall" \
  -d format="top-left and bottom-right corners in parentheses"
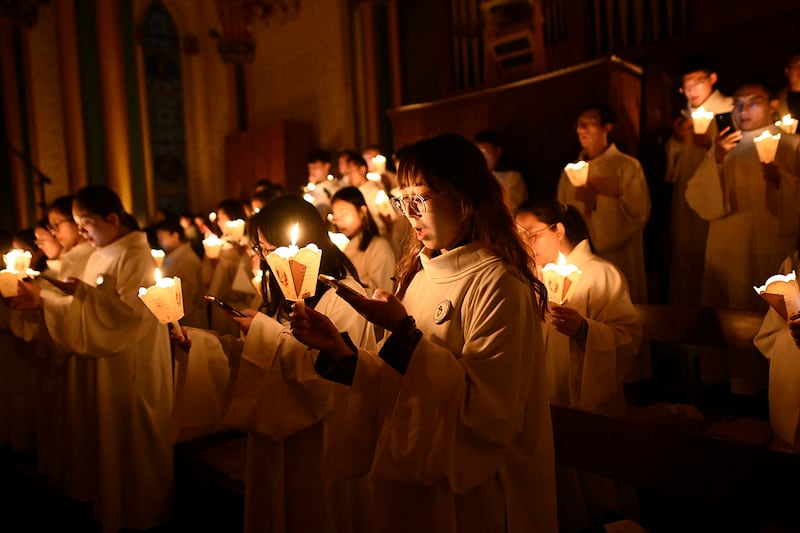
top-left (248, 0), bottom-right (357, 156)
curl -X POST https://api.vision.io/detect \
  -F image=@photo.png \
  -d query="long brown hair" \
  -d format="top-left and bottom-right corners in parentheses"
top-left (394, 134), bottom-right (547, 317)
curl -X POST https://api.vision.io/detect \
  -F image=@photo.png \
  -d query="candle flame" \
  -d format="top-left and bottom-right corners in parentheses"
top-left (375, 190), bottom-right (389, 204)
top-left (557, 251), bottom-right (567, 266)
top-left (290, 223), bottom-right (299, 247)
top-left (209, 211), bottom-right (217, 223)
top-left (154, 268), bottom-right (162, 283)
top-left (783, 114), bottom-right (793, 124)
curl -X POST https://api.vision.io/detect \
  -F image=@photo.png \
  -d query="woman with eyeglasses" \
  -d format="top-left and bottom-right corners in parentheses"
top-left (46, 195), bottom-right (94, 280)
top-left (290, 134), bottom-right (557, 533)
top-left (516, 199), bottom-right (640, 530)
top-left (177, 194), bottom-right (376, 533)
top-left (13, 185), bottom-right (173, 533)
top-left (331, 186), bottom-right (396, 296)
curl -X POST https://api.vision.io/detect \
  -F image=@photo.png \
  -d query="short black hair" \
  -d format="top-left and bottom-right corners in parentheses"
top-left (679, 54), bottom-right (716, 76)
top-left (578, 103), bottom-right (618, 126)
top-left (734, 75), bottom-right (777, 100)
top-left (474, 130), bottom-right (500, 147)
top-left (307, 150), bottom-right (331, 165)
top-left (155, 216), bottom-right (185, 240)
top-left (338, 150), bottom-right (367, 168)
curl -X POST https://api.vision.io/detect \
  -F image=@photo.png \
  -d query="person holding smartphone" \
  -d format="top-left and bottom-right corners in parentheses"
top-left (179, 194), bottom-right (377, 533)
top-left (666, 55), bottom-right (734, 307)
top-left (290, 134), bottom-right (557, 533)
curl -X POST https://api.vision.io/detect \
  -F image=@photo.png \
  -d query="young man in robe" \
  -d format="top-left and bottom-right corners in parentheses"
top-left (304, 150), bottom-right (341, 219)
top-left (156, 217), bottom-right (206, 328)
top-left (339, 150), bottom-right (393, 238)
top-left (686, 77), bottom-right (800, 312)
top-left (665, 55), bottom-right (734, 306)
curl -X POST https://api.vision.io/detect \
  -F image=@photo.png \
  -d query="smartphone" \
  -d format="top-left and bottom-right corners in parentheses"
top-left (39, 274), bottom-right (79, 294)
top-left (715, 112), bottom-right (737, 135)
top-left (204, 295), bottom-right (248, 317)
top-left (318, 274), bottom-right (366, 300)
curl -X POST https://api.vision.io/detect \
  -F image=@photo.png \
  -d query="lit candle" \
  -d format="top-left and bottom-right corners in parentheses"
top-left (265, 222), bottom-right (322, 311)
top-left (753, 130), bottom-right (781, 164)
top-left (303, 192), bottom-right (315, 204)
top-left (138, 267), bottom-right (185, 340)
top-left (366, 172), bottom-right (383, 182)
top-left (208, 211), bottom-right (217, 223)
top-left (776, 114), bottom-right (798, 135)
top-left (223, 219), bottom-right (246, 243)
top-left (3, 249), bottom-right (31, 273)
top-left (371, 154), bottom-right (387, 174)
top-left (374, 190), bottom-right (393, 217)
top-left (0, 249), bottom-right (34, 296)
top-left (151, 249), bottom-right (165, 268)
top-left (564, 161), bottom-right (589, 187)
top-left (252, 267), bottom-right (264, 292)
top-left (754, 270), bottom-right (800, 321)
top-left (328, 231), bottom-right (350, 251)
top-left (691, 106), bottom-right (715, 134)
top-left (202, 234), bottom-right (224, 259)
top-left (541, 252), bottom-right (583, 305)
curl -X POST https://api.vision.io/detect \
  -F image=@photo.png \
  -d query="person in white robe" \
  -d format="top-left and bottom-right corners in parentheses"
top-left (331, 186), bottom-right (396, 296)
top-left (292, 134), bottom-right (557, 533)
top-left (474, 130), bottom-right (529, 211)
top-left (156, 217), bottom-right (206, 328)
top-left (339, 150), bottom-right (395, 238)
top-left (557, 104), bottom-right (650, 305)
top-left (516, 200), bottom-right (641, 530)
top-left (686, 78), bottom-right (800, 311)
top-left (775, 53), bottom-right (800, 121)
top-left (753, 247), bottom-right (800, 449)
top-left (665, 57), bottom-right (734, 306)
top-left (302, 150), bottom-right (342, 220)
top-left (14, 185), bottom-right (173, 533)
top-left (176, 195), bottom-right (376, 533)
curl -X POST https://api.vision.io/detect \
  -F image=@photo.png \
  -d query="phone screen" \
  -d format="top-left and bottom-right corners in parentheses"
top-left (715, 112), bottom-right (736, 134)
top-left (204, 295), bottom-right (247, 317)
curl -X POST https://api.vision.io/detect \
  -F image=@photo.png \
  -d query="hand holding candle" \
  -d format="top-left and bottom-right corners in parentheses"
top-left (265, 223), bottom-right (322, 310)
top-left (0, 249), bottom-right (36, 297)
top-left (138, 268), bottom-right (185, 341)
top-left (776, 114), bottom-right (798, 135)
top-left (223, 219), bottom-right (246, 243)
top-left (202, 234), bottom-right (224, 259)
top-left (754, 270), bottom-right (800, 321)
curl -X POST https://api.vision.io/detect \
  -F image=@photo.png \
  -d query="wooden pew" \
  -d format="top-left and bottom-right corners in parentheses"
top-left (550, 304), bottom-right (799, 526)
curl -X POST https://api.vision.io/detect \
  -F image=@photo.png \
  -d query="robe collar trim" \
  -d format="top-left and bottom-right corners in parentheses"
top-left (419, 242), bottom-right (501, 282)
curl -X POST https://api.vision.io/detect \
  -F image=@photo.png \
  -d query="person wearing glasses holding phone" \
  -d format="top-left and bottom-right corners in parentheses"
top-left (666, 55), bottom-right (734, 307)
top-left (516, 200), bottom-right (640, 530)
top-left (290, 134), bottom-right (557, 533)
top-left (177, 194), bottom-right (377, 533)
top-left (686, 77), bottom-right (800, 311)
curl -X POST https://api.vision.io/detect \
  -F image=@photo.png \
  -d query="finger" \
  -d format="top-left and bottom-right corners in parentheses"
top-left (372, 289), bottom-right (392, 302)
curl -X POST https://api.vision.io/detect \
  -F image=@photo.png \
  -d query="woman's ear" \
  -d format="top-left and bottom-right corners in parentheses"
top-left (105, 212), bottom-right (120, 226)
top-left (555, 222), bottom-right (566, 241)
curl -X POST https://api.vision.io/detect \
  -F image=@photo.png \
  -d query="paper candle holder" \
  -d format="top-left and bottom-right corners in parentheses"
top-left (691, 106), bottom-right (714, 134)
top-left (754, 270), bottom-right (800, 321)
top-left (371, 154), bottom-right (387, 174)
top-left (374, 190), bottom-right (393, 217)
top-left (776, 114), bottom-right (798, 135)
top-left (203, 235), bottom-right (224, 259)
top-left (266, 244), bottom-right (322, 301)
top-left (223, 219), bottom-right (246, 243)
top-left (328, 232), bottom-right (350, 252)
top-left (753, 130), bottom-right (781, 164)
top-left (151, 249), bottom-right (165, 268)
top-left (542, 254), bottom-right (582, 304)
top-left (0, 271), bottom-right (18, 297)
top-left (3, 249), bottom-right (31, 273)
top-left (564, 161), bottom-right (589, 187)
top-left (139, 271), bottom-right (185, 325)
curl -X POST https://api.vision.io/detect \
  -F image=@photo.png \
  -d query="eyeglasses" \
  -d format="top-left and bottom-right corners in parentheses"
top-left (47, 219), bottom-right (71, 233)
top-left (390, 192), bottom-right (446, 217)
top-left (251, 244), bottom-right (276, 258)
top-left (517, 223), bottom-right (556, 242)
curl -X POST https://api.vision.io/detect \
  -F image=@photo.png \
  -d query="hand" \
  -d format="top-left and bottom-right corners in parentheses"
top-left (762, 162), bottom-right (781, 189)
top-left (290, 303), bottom-right (355, 360)
top-left (10, 280), bottom-right (43, 310)
top-left (551, 305), bottom-right (586, 337)
top-left (170, 325), bottom-right (192, 352)
top-left (714, 128), bottom-right (743, 163)
top-left (229, 308), bottom-right (257, 334)
top-left (336, 288), bottom-right (409, 333)
top-left (789, 318), bottom-right (800, 350)
top-left (672, 116), bottom-right (692, 142)
top-left (378, 212), bottom-right (394, 229)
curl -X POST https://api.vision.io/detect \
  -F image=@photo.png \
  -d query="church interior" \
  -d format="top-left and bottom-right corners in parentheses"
top-left (2, 0), bottom-right (800, 532)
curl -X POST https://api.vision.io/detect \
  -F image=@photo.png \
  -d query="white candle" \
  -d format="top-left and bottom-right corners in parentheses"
top-left (776, 114), bottom-right (798, 135)
top-left (753, 130), bottom-right (781, 164)
top-left (691, 106), bottom-right (715, 134)
top-left (328, 232), bottom-right (350, 252)
top-left (367, 172), bottom-right (382, 182)
top-left (3, 249), bottom-right (31, 273)
top-left (223, 219), bottom-right (246, 243)
top-left (564, 161), bottom-right (589, 187)
top-left (371, 154), bottom-right (387, 174)
top-left (208, 211), bottom-right (217, 223)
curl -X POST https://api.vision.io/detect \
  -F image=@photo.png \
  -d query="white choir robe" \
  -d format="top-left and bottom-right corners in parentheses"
top-left (343, 233), bottom-right (396, 296)
top-left (685, 126), bottom-right (800, 310)
top-left (205, 243), bottom-right (255, 336)
top-left (493, 169), bottom-right (528, 212)
top-left (331, 243), bottom-right (558, 533)
top-left (753, 252), bottom-right (800, 449)
top-left (163, 242), bottom-right (206, 328)
top-left (221, 278), bottom-right (376, 533)
top-left (358, 180), bottom-right (390, 236)
top-left (542, 240), bottom-right (641, 531)
top-left (666, 90), bottom-right (733, 306)
top-left (557, 144), bottom-right (650, 304)
top-left (42, 231), bottom-right (173, 533)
